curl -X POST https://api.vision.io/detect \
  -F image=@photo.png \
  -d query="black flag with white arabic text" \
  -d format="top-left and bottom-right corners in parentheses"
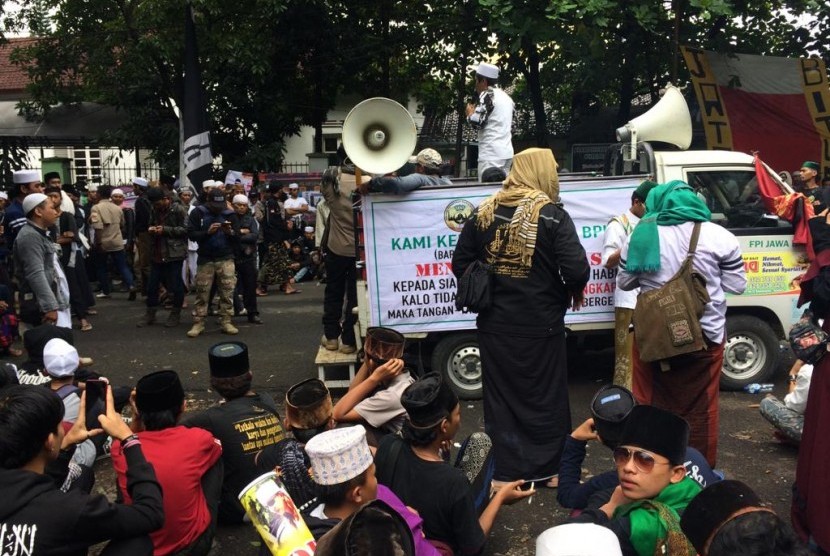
top-left (183, 4), bottom-right (212, 194)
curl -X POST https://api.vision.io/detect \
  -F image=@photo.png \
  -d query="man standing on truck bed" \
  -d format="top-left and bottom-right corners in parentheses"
top-left (466, 62), bottom-right (514, 179)
top-left (618, 180), bottom-right (746, 467)
top-left (602, 180), bottom-right (657, 390)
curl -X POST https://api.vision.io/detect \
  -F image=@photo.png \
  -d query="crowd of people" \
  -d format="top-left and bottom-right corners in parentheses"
top-left (0, 60), bottom-right (828, 556)
top-left (0, 170), bottom-right (324, 344)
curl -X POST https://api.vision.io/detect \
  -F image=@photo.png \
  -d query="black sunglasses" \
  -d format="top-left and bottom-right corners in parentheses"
top-left (612, 447), bottom-right (671, 473)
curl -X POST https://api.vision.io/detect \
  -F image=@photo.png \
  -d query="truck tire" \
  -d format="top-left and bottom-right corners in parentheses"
top-left (431, 333), bottom-right (483, 400)
top-left (720, 314), bottom-right (780, 391)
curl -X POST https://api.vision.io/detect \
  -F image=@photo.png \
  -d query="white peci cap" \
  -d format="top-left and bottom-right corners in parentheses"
top-left (305, 425), bottom-right (373, 486)
top-left (13, 170), bottom-right (40, 185)
top-left (475, 62), bottom-right (499, 80)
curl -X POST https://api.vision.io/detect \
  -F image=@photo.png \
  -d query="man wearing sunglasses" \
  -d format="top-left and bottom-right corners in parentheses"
top-left (571, 405), bottom-right (701, 556)
top-left (558, 384), bottom-right (717, 512)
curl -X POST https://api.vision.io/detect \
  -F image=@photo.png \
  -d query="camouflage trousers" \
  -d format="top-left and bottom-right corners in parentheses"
top-left (759, 395), bottom-right (804, 444)
top-left (257, 243), bottom-right (292, 287)
top-left (193, 258), bottom-right (235, 322)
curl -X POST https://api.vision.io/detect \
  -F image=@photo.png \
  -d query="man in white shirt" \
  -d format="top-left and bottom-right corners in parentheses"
top-left (759, 359), bottom-right (812, 444)
top-left (601, 180), bottom-right (657, 389)
top-left (466, 62), bottom-right (514, 179)
top-left (284, 183), bottom-right (309, 231)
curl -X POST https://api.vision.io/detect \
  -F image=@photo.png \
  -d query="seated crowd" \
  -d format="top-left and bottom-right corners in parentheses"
top-left (0, 326), bottom-right (811, 556)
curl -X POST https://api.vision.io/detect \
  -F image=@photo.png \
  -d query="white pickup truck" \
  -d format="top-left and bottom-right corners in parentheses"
top-left (356, 146), bottom-right (804, 399)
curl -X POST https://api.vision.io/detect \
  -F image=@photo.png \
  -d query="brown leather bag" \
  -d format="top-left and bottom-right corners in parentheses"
top-left (633, 222), bottom-right (711, 364)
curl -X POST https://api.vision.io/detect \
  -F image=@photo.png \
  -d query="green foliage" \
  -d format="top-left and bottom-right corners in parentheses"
top-left (1, 0), bottom-right (824, 164)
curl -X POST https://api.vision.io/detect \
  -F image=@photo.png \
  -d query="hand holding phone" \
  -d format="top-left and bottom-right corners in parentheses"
top-left (85, 378), bottom-right (108, 422)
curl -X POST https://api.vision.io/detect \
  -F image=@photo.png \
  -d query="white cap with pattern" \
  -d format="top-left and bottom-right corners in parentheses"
top-left (132, 177), bottom-right (149, 188)
top-left (305, 425), bottom-right (372, 485)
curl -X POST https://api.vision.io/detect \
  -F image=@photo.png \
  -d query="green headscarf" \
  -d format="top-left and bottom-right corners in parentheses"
top-left (625, 180), bottom-right (711, 273)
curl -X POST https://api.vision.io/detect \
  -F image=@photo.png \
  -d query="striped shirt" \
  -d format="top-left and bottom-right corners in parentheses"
top-left (618, 221), bottom-right (746, 343)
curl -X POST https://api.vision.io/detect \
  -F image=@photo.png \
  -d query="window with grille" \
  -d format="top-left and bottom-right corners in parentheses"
top-left (72, 147), bottom-right (102, 183)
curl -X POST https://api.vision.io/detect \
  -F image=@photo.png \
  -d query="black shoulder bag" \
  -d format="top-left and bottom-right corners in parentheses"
top-left (455, 228), bottom-right (509, 313)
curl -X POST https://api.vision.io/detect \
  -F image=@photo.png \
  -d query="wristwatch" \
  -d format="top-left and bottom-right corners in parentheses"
top-left (788, 375), bottom-right (798, 383)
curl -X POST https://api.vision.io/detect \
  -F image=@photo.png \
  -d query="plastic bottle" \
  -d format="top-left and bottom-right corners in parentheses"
top-left (743, 383), bottom-right (774, 394)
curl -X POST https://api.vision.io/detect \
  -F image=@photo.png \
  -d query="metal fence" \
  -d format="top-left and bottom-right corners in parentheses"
top-left (19, 162), bottom-right (161, 187)
top-left (278, 162), bottom-right (310, 173)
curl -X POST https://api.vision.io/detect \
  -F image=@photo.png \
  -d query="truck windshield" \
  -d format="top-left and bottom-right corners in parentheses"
top-left (686, 170), bottom-right (786, 230)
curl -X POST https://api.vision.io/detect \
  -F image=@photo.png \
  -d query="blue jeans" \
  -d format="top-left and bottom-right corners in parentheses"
top-left (147, 260), bottom-right (184, 309)
top-left (96, 250), bottom-right (134, 295)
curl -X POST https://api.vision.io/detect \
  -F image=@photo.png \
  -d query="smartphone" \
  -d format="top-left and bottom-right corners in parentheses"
top-left (85, 379), bottom-right (108, 420)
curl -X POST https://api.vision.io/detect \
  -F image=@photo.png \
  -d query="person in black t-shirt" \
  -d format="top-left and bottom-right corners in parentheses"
top-left (182, 342), bottom-right (284, 524)
top-left (375, 372), bottom-right (530, 555)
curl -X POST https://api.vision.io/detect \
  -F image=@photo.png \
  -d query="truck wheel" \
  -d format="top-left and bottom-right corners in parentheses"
top-left (431, 333), bottom-right (483, 400)
top-left (720, 315), bottom-right (780, 390)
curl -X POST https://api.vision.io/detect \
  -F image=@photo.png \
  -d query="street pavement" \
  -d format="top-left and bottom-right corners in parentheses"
top-left (59, 284), bottom-right (798, 555)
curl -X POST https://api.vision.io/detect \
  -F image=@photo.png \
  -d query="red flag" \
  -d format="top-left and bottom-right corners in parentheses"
top-left (754, 153), bottom-right (814, 258)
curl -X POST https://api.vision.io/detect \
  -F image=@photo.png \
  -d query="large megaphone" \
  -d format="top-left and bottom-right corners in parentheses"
top-left (342, 97), bottom-right (417, 175)
top-left (615, 84), bottom-right (692, 161)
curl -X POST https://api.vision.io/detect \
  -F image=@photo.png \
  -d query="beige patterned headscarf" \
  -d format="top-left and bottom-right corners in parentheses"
top-left (476, 148), bottom-right (559, 268)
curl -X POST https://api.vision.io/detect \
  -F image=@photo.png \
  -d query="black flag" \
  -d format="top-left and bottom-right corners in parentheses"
top-left (182, 4), bottom-right (212, 195)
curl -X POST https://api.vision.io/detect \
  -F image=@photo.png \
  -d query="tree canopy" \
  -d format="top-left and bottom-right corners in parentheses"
top-left (1, 0), bottom-right (826, 173)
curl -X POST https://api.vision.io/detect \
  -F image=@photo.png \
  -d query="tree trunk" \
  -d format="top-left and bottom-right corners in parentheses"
top-left (454, 51), bottom-right (467, 177)
top-left (522, 38), bottom-right (548, 148)
top-left (615, 12), bottom-right (637, 127)
top-left (380, 0), bottom-right (391, 97)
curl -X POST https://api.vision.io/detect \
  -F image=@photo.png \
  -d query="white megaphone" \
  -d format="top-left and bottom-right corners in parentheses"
top-left (342, 97), bottom-right (418, 175)
top-left (615, 84), bottom-right (692, 161)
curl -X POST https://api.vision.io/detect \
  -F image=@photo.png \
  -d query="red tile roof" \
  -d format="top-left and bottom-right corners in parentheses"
top-left (0, 37), bottom-right (38, 94)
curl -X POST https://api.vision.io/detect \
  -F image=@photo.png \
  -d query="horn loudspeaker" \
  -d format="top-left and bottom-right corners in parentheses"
top-left (615, 84), bottom-right (692, 161)
top-left (342, 97), bottom-right (418, 175)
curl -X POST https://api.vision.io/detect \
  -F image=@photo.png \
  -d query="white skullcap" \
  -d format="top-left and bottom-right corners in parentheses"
top-left (43, 338), bottom-right (79, 378)
top-left (304, 226), bottom-right (314, 233)
top-left (475, 62), bottom-right (499, 80)
top-left (13, 170), bottom-right (40, 184)
top-left (232, 194), bottom-right (249, 205)
top-left (305, 425), bottom-right (373, 486)
top-left (131, 177), bottom-right (148, 188)
top-left (202, 179), bottom-right (215, 190)
top-left (86, 184), bottom-right (99, 193)
top-left (213, 180), bottom-right (225, 188)
top-left (111, 188), bottom-right (125, 197)
top-left (288, 183), bottom-right (299, 189)
top-left (22, 193), bottom-right (48, 216)
top-left (536, 524), bottom-right (622, 556)
top-left (0, 192), bottom-right (8, 201)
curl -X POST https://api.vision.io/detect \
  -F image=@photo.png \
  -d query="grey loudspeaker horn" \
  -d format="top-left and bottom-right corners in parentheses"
top-left (615, 84), bottom-right (692, 161)
top-left (342, 97), bottom-right (418, 175)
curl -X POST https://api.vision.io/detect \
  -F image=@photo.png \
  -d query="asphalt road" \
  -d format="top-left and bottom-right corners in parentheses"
top-left (60, 284), bottom-right (798, 555)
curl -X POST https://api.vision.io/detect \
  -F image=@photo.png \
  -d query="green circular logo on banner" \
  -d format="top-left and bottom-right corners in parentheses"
top-left (444, 199), bottom-right (475, 232)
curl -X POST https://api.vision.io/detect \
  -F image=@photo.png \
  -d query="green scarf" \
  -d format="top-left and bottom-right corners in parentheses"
top-left (614, 477), bottom-right (701, 556)
top-left (625, 180), bottom-right (711, 273)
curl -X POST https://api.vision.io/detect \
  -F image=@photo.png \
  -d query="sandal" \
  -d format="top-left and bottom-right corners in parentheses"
top-left (284, 289), bottom-right (302, 295)
top-left (80, 321), bottom-right (93, 332)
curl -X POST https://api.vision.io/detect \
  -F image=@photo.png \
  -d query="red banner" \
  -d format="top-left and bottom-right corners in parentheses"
top-left (682, 47), bottom-right (830, 182)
